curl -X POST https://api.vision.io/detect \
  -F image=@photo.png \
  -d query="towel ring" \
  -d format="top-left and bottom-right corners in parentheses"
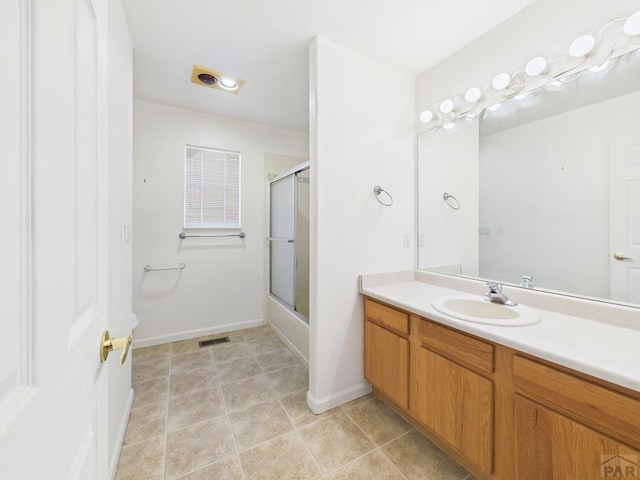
top-left (443, 193), bottom-right (460, 210)
top-left (373, 186), bottom-right (393, 206)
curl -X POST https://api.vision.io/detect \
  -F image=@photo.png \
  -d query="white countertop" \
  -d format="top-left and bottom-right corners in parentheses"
top-left (360, 272), bottom-right (640, 393)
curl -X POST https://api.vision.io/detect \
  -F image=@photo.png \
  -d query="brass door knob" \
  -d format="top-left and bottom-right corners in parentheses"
top-left (100, 330), bottom-right (133, 365)
top-left (613, 252), bottom-right (633, 261)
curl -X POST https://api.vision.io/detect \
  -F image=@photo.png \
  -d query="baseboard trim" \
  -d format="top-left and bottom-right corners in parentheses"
top-left (306, 381), bottom-right (372, 414)
top-left (109, 388), bottom-right (134, 480)
top-left (132, 318), bottom-right (264, 349)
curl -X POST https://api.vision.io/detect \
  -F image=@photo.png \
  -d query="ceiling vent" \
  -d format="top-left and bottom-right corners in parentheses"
top-left (190, 65), bottom-right (245, 94)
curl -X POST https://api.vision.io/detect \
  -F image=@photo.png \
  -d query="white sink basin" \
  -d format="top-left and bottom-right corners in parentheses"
top-left (431, 295), bottom-right (541, 326)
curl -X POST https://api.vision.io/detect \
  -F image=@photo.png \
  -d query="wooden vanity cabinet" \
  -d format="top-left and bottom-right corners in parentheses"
top-left (515, 395), bottom-right (639, 480)
top-left (363, 299), bottom-right (409, 409)
top-left (513, 355), bottom-right (640, 480)
top-left (362, 295), bottom-right (640, 480)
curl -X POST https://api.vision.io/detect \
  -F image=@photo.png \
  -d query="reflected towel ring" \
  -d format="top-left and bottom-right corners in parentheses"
top-left (373, 186), bottom-right (393, 206)
top-left (443, 193), bottom-right (460, 210)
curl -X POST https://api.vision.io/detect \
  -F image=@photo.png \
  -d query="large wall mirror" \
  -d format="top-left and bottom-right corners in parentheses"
top-left (417, 49), bottom-right (640, 308)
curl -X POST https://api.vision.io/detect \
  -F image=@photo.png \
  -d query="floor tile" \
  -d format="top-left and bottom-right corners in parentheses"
top-left (132, 343), bottom-right (171, 363)
top-left (212, 341), bottom-right (253, 364)
top-left (239, 325), bottom-right (275, 341)
top-left (221, 373), bottom-right (274, 411)
top-left (246, 335), bottom-right (286, 355)
top-left (132, 355), bottom-right (170, 383)
top-left (170, 350), bottom-right (214, 375)
top-left (168, 388), bottom-right (226, 432)
top-left (176, 455), bottom-right (243, 480)
top-left (164, 416), bottom-right (236, 479)
top-left (123, 400), bottom-right (167, 446)
top-left (298, 411), bottom-right (375, 474)
top-left (280, 388), bottom-right (333, 427)
top-left (115, 436), bottom-right (164, 480)
top-left (132, 376), bottom-right (169, 408)
top-left (216, 357), bottom-right (263, 384)
top-left (323, 450), bottom-right (405, 480)
top-left (265, 364), bottom-right (308, 395)
top-left (344, 397), bottom-right (411, 446)
top-left (228, 398), bottom-right (294, 450)
top-left (169, 366), bottom-right (218, 398)
top-left (255, 347), bottom-right (300, 372)
top-left (382, 430), bottom-right (468, 480)
top-left (239, 431), bottom-right (321, 480)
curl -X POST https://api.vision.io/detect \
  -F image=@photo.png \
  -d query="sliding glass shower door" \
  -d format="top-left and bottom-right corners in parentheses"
top-left (269, 165), bottom-right (309, 321)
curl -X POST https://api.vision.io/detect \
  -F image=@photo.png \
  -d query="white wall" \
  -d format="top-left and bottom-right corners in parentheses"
top-left (480, 89), bottom-right (640, 298)
top-left (132, 100), bottom-right (308, 346)
top-left (106, 0), bottom-right (133, 473)
top-left (417, 120), bottom-right (479, 275)
top-left (308, 37), bottom-right (415, 413)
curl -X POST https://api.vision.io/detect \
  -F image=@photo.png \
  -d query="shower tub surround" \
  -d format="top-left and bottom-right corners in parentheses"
top-left (360, 270), bottom-right (640, 480)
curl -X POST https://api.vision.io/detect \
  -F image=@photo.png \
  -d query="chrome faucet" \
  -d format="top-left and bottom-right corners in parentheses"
top-left (485, 282), bottom-right (517, 306)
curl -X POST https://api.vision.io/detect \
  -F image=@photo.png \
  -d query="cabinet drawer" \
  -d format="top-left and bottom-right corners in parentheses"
top-left (418, 320), bottom-right (494, 374)
top-left (364, 298), bottom-right (409, 335)
top-left (514, 355), bottom-right (640, 450)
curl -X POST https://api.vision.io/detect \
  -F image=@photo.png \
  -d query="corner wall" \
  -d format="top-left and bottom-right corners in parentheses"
top-left (132, 100), bottom-right (308, 346)
top-left (308, 37), bottom-right (415, 413)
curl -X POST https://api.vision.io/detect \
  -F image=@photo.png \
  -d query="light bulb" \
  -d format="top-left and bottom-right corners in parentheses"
top-left (464, 87), bottom-right (482, 103)
top-left (623, 10), bottom-right (640, 36)
top-left (442, 122), bottom-right (455, 130)
top-left (219, 78), bottom-right (239, 91)
top-left (525, 57), bottom-right (547, 77)
top-left (419, 110), bottom-right (434, 123)
top-left (492, 73), bottom-right (511, 91)
top-left (569, 34), bottom-right (595, 58)
top-left (439, 99), bottom-right (455, 114)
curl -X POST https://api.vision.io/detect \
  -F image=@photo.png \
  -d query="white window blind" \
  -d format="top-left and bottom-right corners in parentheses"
top-left (184, 145), bottom-right (241, 229)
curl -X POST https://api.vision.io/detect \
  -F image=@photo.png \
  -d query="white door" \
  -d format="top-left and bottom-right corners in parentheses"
top-left (0, 0), bottom-right (118, 477)
top-left (610, 134), bottom-right (640, 304)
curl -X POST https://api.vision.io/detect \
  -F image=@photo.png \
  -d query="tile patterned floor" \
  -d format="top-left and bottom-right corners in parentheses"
top-left (116, 326), bottom-right (475, 479)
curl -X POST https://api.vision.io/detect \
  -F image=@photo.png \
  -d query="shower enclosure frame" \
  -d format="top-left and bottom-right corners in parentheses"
top-left (268, 161), bottom-right (310, 322)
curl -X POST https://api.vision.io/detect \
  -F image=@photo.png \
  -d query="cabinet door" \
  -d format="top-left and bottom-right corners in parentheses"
top-left (515, 395), bottom-right (640, 480)
top-left (364, 320), bottom-right (409, 409)
top-left (415, 346), bottom-right (493, 472)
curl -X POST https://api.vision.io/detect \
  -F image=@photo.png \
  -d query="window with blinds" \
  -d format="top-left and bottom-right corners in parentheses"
top-left (184, 145), bottom-right (241, 229)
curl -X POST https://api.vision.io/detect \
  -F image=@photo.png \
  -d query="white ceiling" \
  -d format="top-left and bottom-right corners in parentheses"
top-left (122, 0), bottom-right (536, 132)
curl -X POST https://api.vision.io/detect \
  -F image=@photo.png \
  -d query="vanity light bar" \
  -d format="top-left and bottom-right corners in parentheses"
top-left (419, 9), bottom-right (640, 131)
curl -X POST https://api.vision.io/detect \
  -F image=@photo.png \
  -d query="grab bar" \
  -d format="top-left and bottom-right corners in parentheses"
top-left (144, 263), bottom-right (186, 272)
top-left (268, 237), bottom-right (294, 243)
top-left (179, 232), bottom-right (246, 239)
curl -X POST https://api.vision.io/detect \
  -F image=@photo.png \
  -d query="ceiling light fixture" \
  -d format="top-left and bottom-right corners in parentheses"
top-left (525, 57), bottom-right (548, 76)
top-left (569, 34), bottom-right (596, 58)
top-left (191, 65), bottom-right (245, 94)
top-left (492, 73), bottom-right (511, 91)
top-left (219, 78), bottom-right (239, 91)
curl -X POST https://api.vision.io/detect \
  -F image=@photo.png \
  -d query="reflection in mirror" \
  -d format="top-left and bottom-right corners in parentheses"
top-left (417, 50), bottom-right (640, 307)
